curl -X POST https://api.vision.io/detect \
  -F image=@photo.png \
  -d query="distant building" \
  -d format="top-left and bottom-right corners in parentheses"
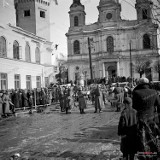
top-left (66, 0), bottom-right (160, 82)
top-left (0, 0), bottom-right (56, 90)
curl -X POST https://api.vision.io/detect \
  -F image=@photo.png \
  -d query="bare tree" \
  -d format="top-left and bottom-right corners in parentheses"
top-left (135, 55), bottom-right (152, 78)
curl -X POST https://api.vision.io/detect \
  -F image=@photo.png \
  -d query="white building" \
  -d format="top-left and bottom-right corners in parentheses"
top-left (0, 0), bottom-right (56, 90)
top-left (66, 0), bottom-right (160, 82)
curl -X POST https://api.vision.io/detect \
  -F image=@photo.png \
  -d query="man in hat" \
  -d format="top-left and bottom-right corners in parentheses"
top-left (118, 97), bottom-right (137, 160)
top-left (132, 77), bottom-right (160, 122)
top-left (132, 77), bottom-right (160, 153)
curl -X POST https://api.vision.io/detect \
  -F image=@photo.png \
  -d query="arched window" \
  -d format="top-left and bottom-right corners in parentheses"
top-left (25, 42), bottom-right (31, 62)
top-left (0, 36), bottom-right (7, 57)
top-left (142, 9), bottom-right (148, 19)
top-left (106, 36), bottom-right (114, 53)
top-left (74, 16), bottom-right (79, 26)
top-left (13, 41), bottom-right (19, 59)
top-left (143, 34), bottom-right (151, 49)
top-left (73, 40), bottom-right (80, 54)
top-left (35, 47), bottom-right (40, 64)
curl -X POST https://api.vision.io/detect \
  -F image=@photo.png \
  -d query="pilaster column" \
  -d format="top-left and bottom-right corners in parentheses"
top-left (117, 60), bottom-right (120, 77)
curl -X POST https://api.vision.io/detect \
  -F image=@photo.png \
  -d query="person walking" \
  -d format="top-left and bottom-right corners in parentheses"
top-left (132, 77), bottom-right (160, 153)
top-left (94, 84), bottom-right (102, 113)
top-left (118, 97), bottom-right (137, 160)
top-left (77, 88), bottom-right (86, 114)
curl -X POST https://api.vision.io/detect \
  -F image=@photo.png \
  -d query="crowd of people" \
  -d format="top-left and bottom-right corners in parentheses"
top-left (0, 88), bottom-right (53, 117)
top-left (1, 77), bottom-right (160, 159)
top-left (117, 78), bottom-right (160, 159)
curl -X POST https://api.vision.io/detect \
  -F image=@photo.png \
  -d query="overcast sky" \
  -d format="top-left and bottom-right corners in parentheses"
top-left (0, 0), bottom-right (137, 56)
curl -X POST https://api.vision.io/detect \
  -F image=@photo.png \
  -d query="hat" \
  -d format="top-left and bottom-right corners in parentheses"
top-left (123, 97), bottom-right (132, 105)
top-left (139, 77), bottom-right (149, 84)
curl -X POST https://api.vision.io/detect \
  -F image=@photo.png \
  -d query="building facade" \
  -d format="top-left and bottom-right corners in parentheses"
top-left (0, 0), bottom-right (55, 90)
top-left (66, 0), bottom-right (160, 82)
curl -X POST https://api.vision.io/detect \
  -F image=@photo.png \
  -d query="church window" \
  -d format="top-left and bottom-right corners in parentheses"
top-left (143, 34), bottom-right (151, 49)
top-left (107, 36), bottom-right (114, 53)
top-left (74, 16), bottom-right (79, 26)
top-left (25, 42), bottom-right (31, 62)
top-left (13, 40), bottom-right (19, 60)
top-left (35, 47), bottom-right (40, 64)
top-left (142, 9), bottom-right (148, 19)
top-left (40, 11), bottom-right (45, 18)
top-left (0, 36), bottom-right (7, 57)
top-left (106, 13), bottom-right (112, 20)
top-left (73, 40), bottom-right (80, 54)
top-left (24, 10), bottom-right (30, 17)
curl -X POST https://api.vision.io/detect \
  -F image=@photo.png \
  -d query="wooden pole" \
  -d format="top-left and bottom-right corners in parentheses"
top-left (88, 37), bottom-right (93, 83)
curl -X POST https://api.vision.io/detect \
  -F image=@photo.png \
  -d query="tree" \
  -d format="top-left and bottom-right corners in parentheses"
top-left (135, 56), bottom-right (152, 78)
top-left (153, 59), bottom-right (160, 80)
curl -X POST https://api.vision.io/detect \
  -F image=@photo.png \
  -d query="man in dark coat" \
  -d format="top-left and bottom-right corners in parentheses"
top-left (132, 78), bottom-right (160, 122)
top-left (132, 77), bottom-right (160, 153)
top-left (12, 89), bottom-right (20, 108)
top-left (118, 97), bottom-right (137, 160)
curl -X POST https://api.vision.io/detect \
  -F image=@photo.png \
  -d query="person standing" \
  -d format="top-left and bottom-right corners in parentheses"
top-left (11, 89), bottom-right (20, 109)
top-left (2, 90), bottom-right (11, 117)
top-left (59, 87), bottom-right (64, 112)
top-left (132, 77), bottom-right (160, 153)
top-left (22, 89), bottom-right (28, 109)
top-left (113, 83), bottom-right (124, 112)
top-left (118, 97), bottom-right (137, 160)
top-left (94, 84), bottom-right (102, 113)
top-left (77, 88), bottom-right (86, 114)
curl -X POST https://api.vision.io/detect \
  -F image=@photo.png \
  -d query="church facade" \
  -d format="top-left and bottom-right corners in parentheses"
top-left (66, 0), bottom-right (160, 83)
top-left (0, 0), bottom-right (56, 90)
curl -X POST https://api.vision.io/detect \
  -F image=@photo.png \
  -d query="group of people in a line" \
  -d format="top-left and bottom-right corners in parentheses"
top-left (0, 88), bottom-right (50, 117)
top-left (118, 78), bottom-right (160, 159)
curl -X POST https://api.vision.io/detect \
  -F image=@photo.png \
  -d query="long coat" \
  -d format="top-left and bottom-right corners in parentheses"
top-left (118, 107), bottom-right (138, 154)
top-left (94, 86), bottom-right (104, 110)
top-left (132, 83), bottom-right (160, 152)
top-left (132, 83), bottom-right (160, 121)
top-left (12, 91), bottom-right (20, 108)
top-left (77, 91), bottom-right (86, 110)
top-left (2, 93), bottom-right (11, 113)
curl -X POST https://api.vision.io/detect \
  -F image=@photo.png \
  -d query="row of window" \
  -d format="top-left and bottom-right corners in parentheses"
top-left (73, 34), bottom-right (152, 54)
top-left (0, 36), bottom-right (41, 64)
top-left (0, 73), bottom-right (49, 90)
top-left (24, 10), bottom-right (45, 18)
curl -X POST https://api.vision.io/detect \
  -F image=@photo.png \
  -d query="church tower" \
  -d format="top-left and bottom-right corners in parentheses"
top-left (14, 0), bottom-right (50, 40)
top-left (135, 0), bottom-right (153, 22)
top-left (97, 0), bottom-right (121, 23)
top-left (69, 0), bottom-right (86, 28)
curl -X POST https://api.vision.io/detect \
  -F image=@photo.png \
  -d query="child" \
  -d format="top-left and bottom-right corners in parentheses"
top-left (118, 97), bottom-right (137, 160)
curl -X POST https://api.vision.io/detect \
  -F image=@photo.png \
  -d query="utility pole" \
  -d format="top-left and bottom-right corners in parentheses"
top-left (129, 40), bottom-right (132, 80)
top-left (88, 37), bottom-right (93, 83)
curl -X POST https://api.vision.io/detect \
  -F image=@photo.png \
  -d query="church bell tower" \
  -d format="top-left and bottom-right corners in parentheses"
top-left (135, 0), bottom-right (153, 22)
top-left (69, 0), bottom-right (86, 28)
top-left (14, 0), bottom-right (50, 41)
top-left (97, 0), bottom-right (121, 23)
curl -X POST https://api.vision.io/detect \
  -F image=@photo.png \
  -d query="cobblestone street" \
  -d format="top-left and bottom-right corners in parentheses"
top-left (0, 103), bottom-right (121, 160)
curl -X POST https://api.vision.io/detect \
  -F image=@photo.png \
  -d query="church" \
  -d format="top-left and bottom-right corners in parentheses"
top-left (0, 0), bottom-right (57, 90)
top-left (66, 0), bottom-right (160, 83)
